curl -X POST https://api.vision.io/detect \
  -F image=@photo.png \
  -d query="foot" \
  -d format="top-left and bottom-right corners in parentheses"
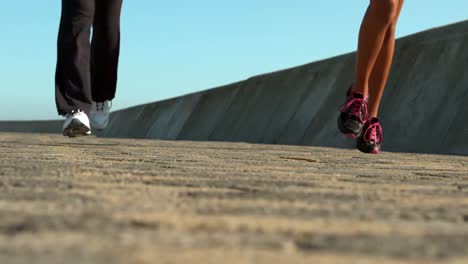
top-left (90, 100), bottom-right (112, 130)
top-left (337, 86), bottom-right (369, 138)
top-left (62, 110), bottom-right (91, 137)
top-left (357, 117), bottom-right (383, 154)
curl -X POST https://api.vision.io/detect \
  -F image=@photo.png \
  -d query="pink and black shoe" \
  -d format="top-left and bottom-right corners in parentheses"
top-left (357, 117), bottom-right (383, 154)
top-left (337, 87), bottom-right (369, 138)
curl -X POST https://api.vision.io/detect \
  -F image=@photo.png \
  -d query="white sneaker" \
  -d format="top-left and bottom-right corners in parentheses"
top-left (62, 110), bottom-right (91, 137)
top-left (90, 100), bottom-right (112, 130)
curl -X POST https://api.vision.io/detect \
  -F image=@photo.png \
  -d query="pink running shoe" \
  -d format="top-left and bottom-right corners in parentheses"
top-left (337, 87), bottom-right (369, 138)
top-left (357, 117), bottom-right (383, 154)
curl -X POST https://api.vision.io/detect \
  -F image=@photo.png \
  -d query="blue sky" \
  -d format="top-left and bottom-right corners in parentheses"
top-left (0, 1), bottom-right (466, 120)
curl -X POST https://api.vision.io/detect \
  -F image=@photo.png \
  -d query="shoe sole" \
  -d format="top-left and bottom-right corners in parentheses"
top-left (90, 120), bottom-right (109, 131)
top-left (63, 119), bottom-right (91, 138)
top-left (371, 145), bottom-right (381, 154)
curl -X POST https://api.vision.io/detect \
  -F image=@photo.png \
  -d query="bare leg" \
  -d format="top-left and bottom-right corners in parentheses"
top-left (353, 0), bottom-right (401, 96)
top-left (367, 0), bottom-right (404, 117)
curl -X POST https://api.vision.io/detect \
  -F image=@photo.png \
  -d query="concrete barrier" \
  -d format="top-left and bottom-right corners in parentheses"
top-left (1, 20), bottom-right (467, 155)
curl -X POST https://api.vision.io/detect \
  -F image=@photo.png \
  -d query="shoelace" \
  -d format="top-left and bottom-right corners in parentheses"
top-left (340, 98), bottom-right (368, 123)
top-left (364, 122), bottom-right (383, 144)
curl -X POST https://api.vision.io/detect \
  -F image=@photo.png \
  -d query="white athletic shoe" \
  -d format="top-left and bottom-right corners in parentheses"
top-left (90, 100), bottom-right (112, 130)
top-left (62, 110), bottom-right (91, 137)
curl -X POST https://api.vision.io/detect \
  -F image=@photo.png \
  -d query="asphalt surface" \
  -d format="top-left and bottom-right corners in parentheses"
top-left (1, 132), bottom-right (468, 264)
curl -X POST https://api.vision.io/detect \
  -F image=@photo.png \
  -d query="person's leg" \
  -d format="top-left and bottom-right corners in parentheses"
top-left (367, 0), bottom-right (404, 118)
top-left (55, 0), bottom-right (95, 116)
top-left (337, 0), bottom-right (402, 139)
top-left (353, 0), bottom-right (400, 97)
top-left (355, 1), bottom-right (404, 154)
top-left (90, 0), bottom-right (123, 102)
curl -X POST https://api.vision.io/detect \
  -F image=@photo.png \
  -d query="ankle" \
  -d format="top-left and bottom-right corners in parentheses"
top-left (351, 83), bottom-right (368, 97)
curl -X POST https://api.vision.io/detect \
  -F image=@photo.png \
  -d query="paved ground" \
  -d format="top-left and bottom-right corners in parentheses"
top-left (1, 132), bottom-right (468, 264)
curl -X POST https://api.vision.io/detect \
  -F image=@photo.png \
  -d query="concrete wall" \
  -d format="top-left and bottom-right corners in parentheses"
top-left (1, 20), bottom-right (467, 155)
